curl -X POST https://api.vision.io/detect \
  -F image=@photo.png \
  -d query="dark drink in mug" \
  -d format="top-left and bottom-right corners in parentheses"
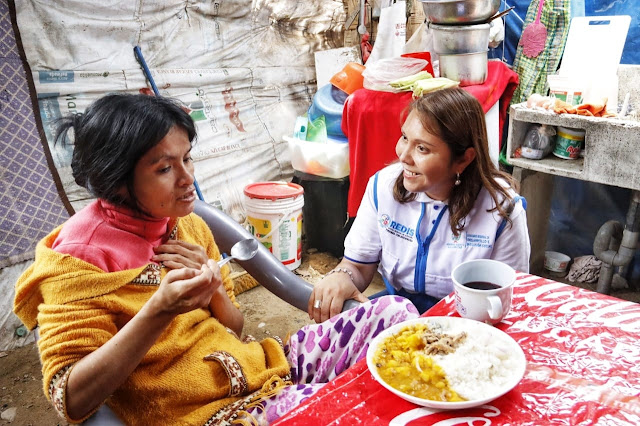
top-left (463, 281), bottom-right (501, 290)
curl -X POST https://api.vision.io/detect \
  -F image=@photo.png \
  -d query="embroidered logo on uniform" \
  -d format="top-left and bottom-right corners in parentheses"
top-left (379, 214), bottom-right (391, 228)
top-left (446, 231), bottom-right (465, 249)
top-left (379, 213), bottom-right (415, 242)
top-left (446, 232), bottom-right (492, 249)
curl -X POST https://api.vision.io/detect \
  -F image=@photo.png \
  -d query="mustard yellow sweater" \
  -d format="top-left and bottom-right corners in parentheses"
top-left (14, 213), bottom-right (290, 425)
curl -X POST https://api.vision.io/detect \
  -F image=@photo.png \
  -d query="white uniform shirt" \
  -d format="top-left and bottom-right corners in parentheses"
top-left (344, 163), bottom-right (530, 299)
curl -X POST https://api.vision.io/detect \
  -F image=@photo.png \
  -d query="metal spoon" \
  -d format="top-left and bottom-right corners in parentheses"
top-left (217, 238), bottom-right (260, 268)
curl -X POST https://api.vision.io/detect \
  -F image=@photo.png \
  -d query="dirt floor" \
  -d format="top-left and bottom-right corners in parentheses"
top-left (1, 251), bottom-right (638, 426)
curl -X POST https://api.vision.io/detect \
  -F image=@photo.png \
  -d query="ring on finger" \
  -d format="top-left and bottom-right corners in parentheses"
top-left (313, 299), bottom-right (322, 309)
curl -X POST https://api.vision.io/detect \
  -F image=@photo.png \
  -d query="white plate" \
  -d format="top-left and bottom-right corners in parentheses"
top-left (366, 316), bottom-right (526, 410)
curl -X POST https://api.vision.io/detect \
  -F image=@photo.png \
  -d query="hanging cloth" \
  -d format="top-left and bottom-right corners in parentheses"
top-left (511, 0), bottom-right (571, 105)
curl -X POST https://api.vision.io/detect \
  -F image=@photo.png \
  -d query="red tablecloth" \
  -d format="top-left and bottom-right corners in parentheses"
top-left (343, 60), bottom-right (519, 217)
top-left (274, 274), bottom-right (640, 425)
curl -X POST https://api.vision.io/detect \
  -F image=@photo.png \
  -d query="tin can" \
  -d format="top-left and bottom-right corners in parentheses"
top-left (553, 126), bottom-right (585, 160)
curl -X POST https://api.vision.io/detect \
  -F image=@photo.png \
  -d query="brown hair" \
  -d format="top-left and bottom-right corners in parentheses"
top-left (393, 87), bottom-right (517, 236)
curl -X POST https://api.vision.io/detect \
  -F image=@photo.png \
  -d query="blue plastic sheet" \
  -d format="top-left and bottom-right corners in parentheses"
top-left (585, 0), bottom-right (639, 65)
top-left (490, 0), bottom-right (639, 65)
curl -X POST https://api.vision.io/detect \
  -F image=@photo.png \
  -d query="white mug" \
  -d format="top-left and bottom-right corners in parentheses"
top-left (451, 259), bottom-right (516, 325)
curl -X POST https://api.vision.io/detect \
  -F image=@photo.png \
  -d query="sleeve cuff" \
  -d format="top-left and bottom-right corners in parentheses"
top-left (49, 364), bottom-right (102, 424)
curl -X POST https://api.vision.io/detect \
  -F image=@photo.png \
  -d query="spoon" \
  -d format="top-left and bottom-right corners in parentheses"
top-left (484, 7), bottom-right (514, 24)
top-left (217, 238), bottom-right (260, 268)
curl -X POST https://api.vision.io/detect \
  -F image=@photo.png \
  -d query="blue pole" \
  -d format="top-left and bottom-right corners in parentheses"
top-left (133, 46), bottom-right (160, 95)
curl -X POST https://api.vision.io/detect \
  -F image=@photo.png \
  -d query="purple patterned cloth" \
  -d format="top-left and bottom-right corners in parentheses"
top-left (249, 295), bottom-right (419, 423)
top-left (0, 1), bottom-right (70, 267)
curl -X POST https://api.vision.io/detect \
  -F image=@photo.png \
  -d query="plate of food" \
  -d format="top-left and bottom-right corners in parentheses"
top-left (366, 316), bottom-right (526, 410)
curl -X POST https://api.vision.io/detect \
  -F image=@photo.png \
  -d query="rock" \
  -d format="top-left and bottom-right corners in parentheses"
top-left (1, 406), bottom-right (17, 422)
top-left (611, 274), bottom-right (629, 290)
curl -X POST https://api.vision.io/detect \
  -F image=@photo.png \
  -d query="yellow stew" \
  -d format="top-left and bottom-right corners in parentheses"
top-left (372, 323), bottom-right (465, 402)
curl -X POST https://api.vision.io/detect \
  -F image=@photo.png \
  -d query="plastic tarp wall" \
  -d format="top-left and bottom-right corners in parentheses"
top-left (584, 0), bottom-right (639, 65)
top-left (1, 0), bottom-right (71, 350)
top-left (14, 0), bottom-right (347, 220)
top-left (0, 0), bottom-right (345, 350)
top-left (0, 1), bottom-right (71, 269)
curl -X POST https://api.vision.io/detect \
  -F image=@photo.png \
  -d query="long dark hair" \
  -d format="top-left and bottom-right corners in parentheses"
top-left (393, 87), bottom-right (517, 235)
top-left (55, 94), bottom-right (196, 214)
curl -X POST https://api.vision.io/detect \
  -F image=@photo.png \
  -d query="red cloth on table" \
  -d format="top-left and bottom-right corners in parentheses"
top-left (342, 60), bottom-right (519, 217)
top-left (273, 275), bottom-right (640, 425)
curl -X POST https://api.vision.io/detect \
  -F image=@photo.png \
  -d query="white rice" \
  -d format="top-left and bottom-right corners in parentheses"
top-left (429, 320), bottom-right (521, 401)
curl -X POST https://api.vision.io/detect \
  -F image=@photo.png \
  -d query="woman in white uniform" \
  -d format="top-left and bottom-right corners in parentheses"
top-left (308, 87), bottom-right (530, 320)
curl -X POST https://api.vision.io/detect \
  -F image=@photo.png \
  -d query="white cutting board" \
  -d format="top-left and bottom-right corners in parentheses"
top-left (559, 15), bottom-right (630, 77)
top-left (559, 15), bottom-right (630, 110)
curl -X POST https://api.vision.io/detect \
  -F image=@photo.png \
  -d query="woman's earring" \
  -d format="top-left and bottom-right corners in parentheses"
top-left (454, 173), bottom-right (461, 186)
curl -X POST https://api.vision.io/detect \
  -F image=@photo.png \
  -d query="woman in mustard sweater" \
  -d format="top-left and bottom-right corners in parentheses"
top-left (14, 94), bottom-right (418, 425)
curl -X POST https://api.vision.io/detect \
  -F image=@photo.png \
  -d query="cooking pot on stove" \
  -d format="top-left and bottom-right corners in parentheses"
top-left (430, 23), bottom-right (490, 54)
top-left (438, 51), bottom-right (488, 87)
top-left (421, 0), bottom-right (500, 25)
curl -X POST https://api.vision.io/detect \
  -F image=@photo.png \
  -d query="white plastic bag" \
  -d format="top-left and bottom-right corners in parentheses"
top-left (367, 1), bottom-right (407, 64)
top-left (362, 57), bottom-right (427, 92)
top-left (285, 136), bottom-right (350, 178)
top-left (402, 22), bottom-right (435, 56)
top-left (402, 22), bottom-right (438, 77)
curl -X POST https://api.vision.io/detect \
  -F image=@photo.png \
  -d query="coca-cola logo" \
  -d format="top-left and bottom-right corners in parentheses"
top-left (390, 405), bottom-right (501, 425)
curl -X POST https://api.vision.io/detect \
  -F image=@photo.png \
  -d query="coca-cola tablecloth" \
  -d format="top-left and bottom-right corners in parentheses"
top-left (274, 274), bottom-right (640, 425)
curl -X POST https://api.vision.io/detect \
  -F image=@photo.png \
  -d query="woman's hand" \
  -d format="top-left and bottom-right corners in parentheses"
top-left (152, 240), bottom-right (208, 270)
top-left (150, 260), bottom-right (221, 316)
top-left (308, 265), bottom-right (371, 323)
top-left (152, 249), bottom-right (244, 335)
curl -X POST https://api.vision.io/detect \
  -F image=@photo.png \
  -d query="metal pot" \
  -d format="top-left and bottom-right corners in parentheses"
top-left (430, 23), bottom-right (490, 54)
top-left (421, 0), bottom-right (501, 25)
top-left (438, 51), bottom-right (488, 87)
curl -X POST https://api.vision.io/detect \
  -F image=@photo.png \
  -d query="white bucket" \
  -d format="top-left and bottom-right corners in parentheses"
top-left (244, 182), bottom-right (304, 270)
